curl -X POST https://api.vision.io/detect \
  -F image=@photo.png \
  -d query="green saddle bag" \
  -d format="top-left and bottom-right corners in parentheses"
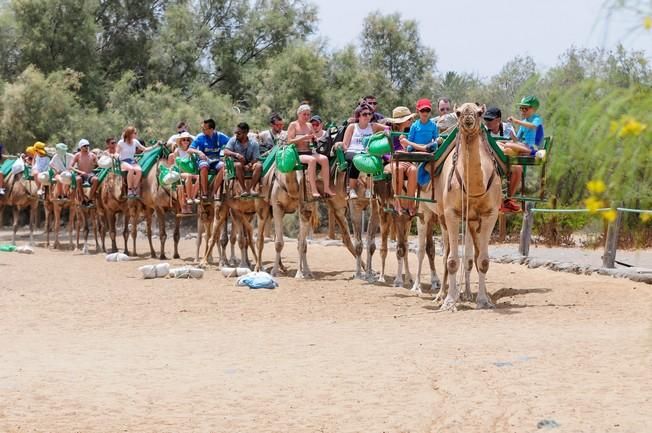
top-left (353, 153), bottom-right (383, 175)
top-left (365, 132), bottom-right (391, 156)
top-left (276, 144), bottom-right (301, 173)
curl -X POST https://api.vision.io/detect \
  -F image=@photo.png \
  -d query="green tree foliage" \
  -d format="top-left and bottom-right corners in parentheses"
top-left (360, 12), bottom-right (436, 106)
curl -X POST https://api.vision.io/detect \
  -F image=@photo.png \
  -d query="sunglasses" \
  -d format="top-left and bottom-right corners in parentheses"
top-left (367, 101), bottom-right (378, 106)
top-left (360, 112), bottom-right (372, 117)
top-left (419, 108), bottom-right (431, 113)
top-left (439, 108), bottom-right (451, 113)
top-left (180, 138), bottom-right (191, 142)
top-left (109, 141), bottom-right (116, 145)
top-left (519, 106), bottom-right (530, 111)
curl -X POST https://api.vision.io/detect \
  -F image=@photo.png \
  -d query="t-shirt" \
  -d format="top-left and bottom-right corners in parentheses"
top-left (408, 119), bottom-right (438, 146)
top-left (489, 122), bottom-right (516, 139)
top-left (34, 155), bottom-right (51, 173)
top-left (258, 129), bottom-right (287, 152)
top-left (191, 131), bottom-right (230, 160)
top-left (117, 139), bottom-right (145, 162)
top-left (225, 137), bottom-right (260, 163)
top-left (516, 113), bottom-right (544, 149)
top-left (49, 153), bottom-right (74, 173)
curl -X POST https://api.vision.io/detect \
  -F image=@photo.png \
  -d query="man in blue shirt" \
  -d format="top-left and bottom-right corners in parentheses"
top-left (223, 122), bottom-right (262, 197)
top-left (191, 118), bottom-right (230, 200)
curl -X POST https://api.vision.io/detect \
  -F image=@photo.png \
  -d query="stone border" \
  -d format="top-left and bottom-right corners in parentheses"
top-left (492, 254), bottom-right (652, 284)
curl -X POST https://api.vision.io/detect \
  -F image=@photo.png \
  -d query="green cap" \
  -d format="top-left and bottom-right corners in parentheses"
top-left (519, 95), bottom-right (540, 109)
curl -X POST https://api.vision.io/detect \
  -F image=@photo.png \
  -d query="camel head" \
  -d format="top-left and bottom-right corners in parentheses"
top-left (455, 102), bottom-right (485, 135)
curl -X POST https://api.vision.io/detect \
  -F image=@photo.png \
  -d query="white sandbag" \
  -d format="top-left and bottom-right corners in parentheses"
top-left (37, 171), bottom-right (51, 185)
top-left (58, 171), bottom-right (73, 185)
top-left (97, 155), bottom-right (113, 169)
top-left (236, 271), bottom-right (277, 289)
top-left (162, 171), bottom-right (181, 186)
top-left (11, 158), bottom-right (25, 175)
top-left (138, 263), bottom-right (169, 279)
top-left (105, 252), bottom-right (129, 262)
top-left (535, 149), bottom-right (547, 161)
top-left (221, 266), bottom-right (252, 278)
top-left (15, 245), bottom-right (34, 254)
top-left (169, 266), bottom-right (204, 279)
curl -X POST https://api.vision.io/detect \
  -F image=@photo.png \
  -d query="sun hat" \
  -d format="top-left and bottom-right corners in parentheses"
top-left (176, 131), bottom-right (195, 142)
top-left (386, 106), bottom-right (416, 124)
top-left (518, 95), bottom-right (540, 109)
top-left (33, 141), bottom-right (47, 156)
top-left (416, 98), bottom-right (432, 111)
top-left (55, 142), bottom-right (68, 152)
top-left (25, 146), bottom-right (35, 156)
top-left (77, 138), bottom-right (90, 151)
top-left (483, 107), bottom-right (502, 121)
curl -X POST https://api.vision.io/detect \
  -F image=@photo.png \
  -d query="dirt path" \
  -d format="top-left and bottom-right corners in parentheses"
top-left (1, 231), bottom-right (651, 433)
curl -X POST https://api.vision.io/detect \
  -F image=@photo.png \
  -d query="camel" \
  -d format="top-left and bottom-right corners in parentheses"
top-left (1, 167), bottom-right (39, 245)
top-left (434, 103), bottom-right (502, 311)
top-left (97, 167), bottom-right (130, 254)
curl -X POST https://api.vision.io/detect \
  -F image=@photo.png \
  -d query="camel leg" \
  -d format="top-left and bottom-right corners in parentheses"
top-left (461, 225), bottom-right (474, 302)
top-left (195, 212), bottom-right (204, 263)
top-left (229, 217), bottom-right (239, 266)
top-left (29, 201), bottom-right (37, 246)
top-left (129, 205), bottom-right (139, 257)
top-left (11, 206), bottom-right (19, 246)
top-left (349, 201), bottom-right (364, 280)
top-left (67, 207), bottom-right (75, 250)
top-left (108, 213), bottom-right (117, 253)
top-left (441, 211), bottom-right (461, 311)
top-left (425, 216), bottom-right (441, 292)
top-left (173, 216), bottom-right (181, 260)
top-left (394, 215), bottom-right (408, 288)
top-left (379, 209), bottom-right (391, 284)
top-left (271, 204), bottom-right (286, 277)
top-left (218, 214), bottom-right (229, 267)
top-left (200, 205), bottom-right (227, 268)
top-left (53, 205), bottom-right (61, 249)
top-left (121, 212), bottom-right (129, 255)
top-left (156, 209), bottom-right (167, 260)
top-left (411, 213), bottom-right (428, 293)
top-left (402, 220), bottom-right (414, 287)
top-left (471, 215), bottom-right (498, 309)
top-left (44, 202), bottom-right (51, 248)
top-left (364, 201), bottom-right (379, 282)
top-left (329, 201), bottom-right (362, 269)
top-left (239, 214), bottom-right (257, 269)
top-left (295, 208), bottom-right (313, 279)
top-left (434, 220), bottom-right (450, 304)
top-left (255, 206), bottom-right (271, 272)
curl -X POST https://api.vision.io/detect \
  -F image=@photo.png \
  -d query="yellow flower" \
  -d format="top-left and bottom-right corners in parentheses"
top-left (584, 196), bottom-right (605, 213)
top-left (586, 179), bottom-right (606, 194)
top-left (645, 16), bottom-right (652, 31)
top-left (618, 118), bottom-right (647, 138)
top-left (641, 212), bottom-right (651, 223)
top-left (601, 208), bottom-right (617, 222)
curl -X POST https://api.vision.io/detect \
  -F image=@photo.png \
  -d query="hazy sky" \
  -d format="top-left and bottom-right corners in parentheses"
top-left (314, 0), bottom-right (651, 79)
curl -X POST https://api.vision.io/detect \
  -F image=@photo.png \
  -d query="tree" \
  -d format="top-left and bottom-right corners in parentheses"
top-left (360, 12), bottom-right (437, 102)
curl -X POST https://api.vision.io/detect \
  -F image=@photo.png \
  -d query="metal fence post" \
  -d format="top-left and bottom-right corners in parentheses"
top-left (519, 202), bottom-right (534, 257)
top-left (602, 209), bottom-right (623, 268)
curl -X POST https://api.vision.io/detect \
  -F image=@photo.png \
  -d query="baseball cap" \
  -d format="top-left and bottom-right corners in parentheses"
top-left (310, 115), bottom-right (322, 124)
top-left (483, 107), bottom-right (502, 121)
top-left (519, 95), bottom-right (540, 109)
top-left (416, 98), bottom-right (432, 111)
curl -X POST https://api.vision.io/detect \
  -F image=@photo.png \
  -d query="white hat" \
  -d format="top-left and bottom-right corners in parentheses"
top-left (176, 131), bottom-right (195, 142)
top-left (77, 138), bottom-right (90, 151)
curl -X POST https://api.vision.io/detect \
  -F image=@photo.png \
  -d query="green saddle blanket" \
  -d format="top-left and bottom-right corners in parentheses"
top-left (1, 158), bottom-right (16, 177)
top-left (137, 146), bottom-right (164, 177)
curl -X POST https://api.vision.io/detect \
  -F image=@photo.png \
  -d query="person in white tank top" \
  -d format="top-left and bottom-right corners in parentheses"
top-left (117, 126), bottom-right (153, 198)
top-left (339, 103), bottom-right (387, 199)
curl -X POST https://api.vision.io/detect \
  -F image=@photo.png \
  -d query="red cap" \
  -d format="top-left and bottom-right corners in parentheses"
top-left (416, 98), bottom-right (432, 111)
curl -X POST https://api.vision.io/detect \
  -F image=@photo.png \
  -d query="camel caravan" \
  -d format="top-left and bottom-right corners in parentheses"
top-left (0, 96), bottom-right (552, 310)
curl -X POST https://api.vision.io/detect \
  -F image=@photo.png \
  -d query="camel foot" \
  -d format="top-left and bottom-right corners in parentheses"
top-left (393, 277), bottom-right (404, 288)
top-left (295, 270), bottom-right (312, 279)
top-left (365, 271), bottom-right (378, 283)
top-left (173, 253), bottom-right (180, 259)
top-left (353, 271), bottom-right (365, 280)
top-left (378, 274), bottom-right (386, 283)
top-left (159, 254), bottom-right (167, 260)
top-left (476, 297), bottom-right (495, 310)
top-left (431, 277), bottom-right (441, 291)
top-left (440, 297), bottom-right (458, 312)
top-left (461, 289), bottom-right (474, 302)
top-left (82, 245), bottom-right (89, 255)
top-left (198, 260), bottom-right (209, 269)
top-left (433, 291), bottom-right (445, 305)
top-left (410, 283), bottom-right (423, 295)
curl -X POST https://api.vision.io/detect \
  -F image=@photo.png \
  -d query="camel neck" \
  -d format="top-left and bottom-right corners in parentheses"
top-left (459, 132), bottom-right (486, 196)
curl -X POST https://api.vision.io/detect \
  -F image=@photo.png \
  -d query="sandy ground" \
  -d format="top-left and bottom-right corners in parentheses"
top-left (1, 229), bottom-right (651, 433)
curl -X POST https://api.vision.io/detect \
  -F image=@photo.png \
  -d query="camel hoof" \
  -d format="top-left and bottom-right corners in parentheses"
top-left (440, 298), bottom-right (457, 312)
top-left (173, 253), bottom-right (180, 259)
top-left (353, 272), bottom-right (365, 280)
top-left (410, 284), bottom-right (423, 295)
top-left (461, 291), bottom-right (474, 302)
top-left (159, 255), bottom-right (167, 260)
top-left (365, 273), bottom-right (378, 283)
top-left (476, 298), bottom-right (495, 310)
top-left (431, 279), bottom-right (441, 291)
top-left (295, 271), bottom-right (310, 279)
top-left (393, 278), bottom-right (404, 288)
top-left (198, 260), bottom-right (209, 269)
top-left (378, 275), bottom-right (386, 283)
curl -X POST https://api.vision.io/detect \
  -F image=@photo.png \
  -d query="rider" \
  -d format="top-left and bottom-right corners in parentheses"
top-left (399, 98), bottom-right (438, 153)
top-left (191, 118), bottom-right (230, 200)
top-left (49, 143), bottom-right (75, 200)
top-left (71, 139), bottom-right (99, 206)
top-left (117, 126), bottom-right (154, 198)
top-left (258, 113), bottom-right (287, 154)
top-left (340, 102), bottom-right (387, 199)
top-left (223, 122), bottom-right (263, 197)
top-left (32, 142), bottom-right (51, 198)
top-left (168, 131), bottom-right (207, 212)
top-left (286, 105), bottom-right (335, 198)
top-left (385, 106), bottom-right (418, 216)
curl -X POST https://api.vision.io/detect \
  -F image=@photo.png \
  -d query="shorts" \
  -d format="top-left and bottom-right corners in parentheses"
top-left (80, 173), bottom-right (97, 184)
top-left (198, 159), bottom-right (224, 172)
top-left (121, 158), bottom-right (136, 164)
top-left (345, 151), bottom-right (361, 180)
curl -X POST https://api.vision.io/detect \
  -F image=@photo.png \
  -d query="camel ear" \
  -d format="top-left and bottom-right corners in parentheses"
top-left (479, 104), bottom-right (486, 116)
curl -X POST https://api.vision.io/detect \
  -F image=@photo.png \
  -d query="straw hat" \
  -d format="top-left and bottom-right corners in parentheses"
top-left (33, 141), bottom-right (47, 156)
top-left (386, 106), bottom-right (416, 124)
top-left (176, 131), bottom-right (195, 142)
